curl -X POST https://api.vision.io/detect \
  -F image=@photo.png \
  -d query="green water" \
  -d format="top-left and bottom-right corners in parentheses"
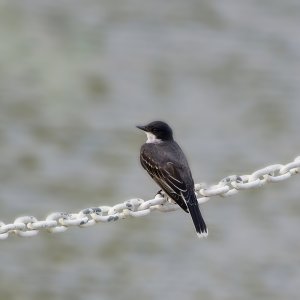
top-left (1, 1), bottom-right (300, 299)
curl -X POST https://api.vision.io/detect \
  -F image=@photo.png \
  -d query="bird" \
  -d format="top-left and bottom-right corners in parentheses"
top-left (137, 120), bottom-right (208, 238)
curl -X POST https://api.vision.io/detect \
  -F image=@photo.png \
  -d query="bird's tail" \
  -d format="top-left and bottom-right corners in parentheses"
top-left (186, 193), bottom-right (208, 238)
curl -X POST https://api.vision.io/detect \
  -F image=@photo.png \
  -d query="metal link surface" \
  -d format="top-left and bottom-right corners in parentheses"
top-left (0, 155), bottom-right (299, 240)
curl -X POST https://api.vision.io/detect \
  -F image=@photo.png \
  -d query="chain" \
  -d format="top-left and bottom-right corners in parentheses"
top-left (1, 155), bottom-right (299, 240)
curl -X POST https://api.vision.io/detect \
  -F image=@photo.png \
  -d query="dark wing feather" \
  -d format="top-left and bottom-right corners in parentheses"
top-left (140, 147), bottom-right (189, 212)
top-left (140, 143), bottom-right (207, 237)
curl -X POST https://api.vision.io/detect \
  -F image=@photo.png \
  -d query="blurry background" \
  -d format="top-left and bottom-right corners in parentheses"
top-left (1, 0), bottom-right (300, 299)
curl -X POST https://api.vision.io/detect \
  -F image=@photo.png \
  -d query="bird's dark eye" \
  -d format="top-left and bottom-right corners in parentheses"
top-left (152, 128), bottom-right (158, 133)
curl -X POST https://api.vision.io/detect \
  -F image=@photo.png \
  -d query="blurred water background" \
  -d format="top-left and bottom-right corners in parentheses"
top-left (1, 0), bottom-right (300, 299)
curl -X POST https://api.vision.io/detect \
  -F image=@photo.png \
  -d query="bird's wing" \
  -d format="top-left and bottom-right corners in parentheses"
top-left (140, 149), bottom-right (189, 212)
top-left (140, 144), bottom-right (207, 237)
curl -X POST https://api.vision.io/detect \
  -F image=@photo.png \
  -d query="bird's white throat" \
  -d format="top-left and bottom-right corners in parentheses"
top-left (145, 132), bottom-right (162, 144)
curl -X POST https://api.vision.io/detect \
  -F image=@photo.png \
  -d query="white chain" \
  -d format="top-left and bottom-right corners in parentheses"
top-left (1, 155), bottom-right (299, 240)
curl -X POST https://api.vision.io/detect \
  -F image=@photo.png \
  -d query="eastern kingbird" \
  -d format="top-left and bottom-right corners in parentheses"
top-left (137, 121), bottom-right (208, 238)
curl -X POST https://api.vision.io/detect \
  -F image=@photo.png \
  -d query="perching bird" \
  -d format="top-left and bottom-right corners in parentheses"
top-left (137, 121), bottom-right (208, 238)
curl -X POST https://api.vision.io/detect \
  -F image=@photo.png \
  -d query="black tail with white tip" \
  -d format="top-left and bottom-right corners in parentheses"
top-left (186, 193), bottom-right (208, 238)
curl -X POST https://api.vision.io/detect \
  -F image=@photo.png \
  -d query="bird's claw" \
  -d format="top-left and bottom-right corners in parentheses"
top-left (155, 189), bottom-right (165, 198)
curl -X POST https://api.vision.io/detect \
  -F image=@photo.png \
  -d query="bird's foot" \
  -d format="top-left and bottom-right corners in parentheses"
top-left (154, 190), bottom-right (175, 203)
top-left (155, 189), bottom-right (165, 198)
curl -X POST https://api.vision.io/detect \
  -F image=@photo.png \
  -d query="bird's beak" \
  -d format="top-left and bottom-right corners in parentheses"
top-left (136, 125), bottom-right (147, 131)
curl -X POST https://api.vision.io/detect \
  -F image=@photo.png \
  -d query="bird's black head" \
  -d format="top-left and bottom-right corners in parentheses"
top-left (136, 121), bottom-right (173, 142)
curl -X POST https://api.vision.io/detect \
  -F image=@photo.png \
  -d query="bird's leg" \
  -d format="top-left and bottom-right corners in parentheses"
top-left (155, 189), bottom-right (164, 198)
top-left (154, 189), bottom-right (175, 204)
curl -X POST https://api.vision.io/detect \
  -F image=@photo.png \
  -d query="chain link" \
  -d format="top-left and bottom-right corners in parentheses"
top-left (1, 155), bottom-right (299, 240)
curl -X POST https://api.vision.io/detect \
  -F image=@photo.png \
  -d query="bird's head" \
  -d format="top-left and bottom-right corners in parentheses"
top-left (136, 121), bottom-right (173, 143)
